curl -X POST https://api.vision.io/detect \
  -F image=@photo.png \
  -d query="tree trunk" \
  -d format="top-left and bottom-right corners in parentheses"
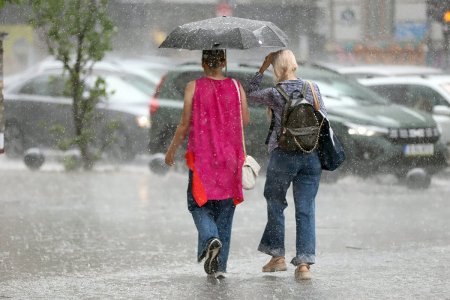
top-left (72, 75), bottom-right (93, 170)
top-left (0, 33), bottom-right (6, 154)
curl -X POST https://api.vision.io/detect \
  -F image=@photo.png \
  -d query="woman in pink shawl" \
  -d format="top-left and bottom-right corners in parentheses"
top-left (165, 50), bottom-right (250, 279)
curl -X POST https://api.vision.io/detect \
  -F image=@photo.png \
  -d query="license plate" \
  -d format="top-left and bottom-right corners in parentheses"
top-left (403, 144), bottom-right (434, 156)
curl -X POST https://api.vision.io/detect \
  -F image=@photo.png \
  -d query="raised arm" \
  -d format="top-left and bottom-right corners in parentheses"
top-left (247, 52), bottom-right (277, 108)
top-left (246, 72), bottom-right (276, 108)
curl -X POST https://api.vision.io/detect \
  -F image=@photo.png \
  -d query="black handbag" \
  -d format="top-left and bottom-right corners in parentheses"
top-left (317, 118), bottom-right (346, 171)
top-left (306, 81), bottom-right (345, 171)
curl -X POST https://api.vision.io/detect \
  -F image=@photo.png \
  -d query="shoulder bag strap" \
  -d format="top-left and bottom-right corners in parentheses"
top-left (306, 80), bottom-right (325, 128)
top-left (232, 78), bottom-right (246, 156)
top-left (301, 80), bottom-right (308, 97)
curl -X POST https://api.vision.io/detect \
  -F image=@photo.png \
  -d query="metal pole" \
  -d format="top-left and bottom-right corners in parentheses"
top-left (0, 32), bottom-right (7, 154)
top-left (444, 25), bottom-right (449, 69)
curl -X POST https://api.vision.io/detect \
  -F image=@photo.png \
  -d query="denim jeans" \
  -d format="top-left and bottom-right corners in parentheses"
top-left (258, 148), bottom-right (321, 266)
top-left (187, 172), bottom-right (236, 273)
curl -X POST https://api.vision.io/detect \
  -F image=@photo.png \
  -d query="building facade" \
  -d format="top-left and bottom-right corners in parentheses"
top-left (0, 0), bottom-right (446, 75)
top-left (316, 0), bottom-right (444, 66)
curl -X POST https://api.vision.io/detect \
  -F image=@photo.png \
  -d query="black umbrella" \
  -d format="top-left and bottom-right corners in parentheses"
top-left (159, 16), bottom-right (288, 50)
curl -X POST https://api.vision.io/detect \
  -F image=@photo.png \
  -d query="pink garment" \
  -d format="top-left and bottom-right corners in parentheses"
top-left (186, 77), bottom-right (245, 205)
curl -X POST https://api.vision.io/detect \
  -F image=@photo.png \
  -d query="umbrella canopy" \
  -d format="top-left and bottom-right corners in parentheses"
top-left (159, 16), bottom-right (288, 50)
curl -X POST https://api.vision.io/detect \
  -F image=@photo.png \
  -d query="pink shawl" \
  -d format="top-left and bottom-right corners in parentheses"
top-left (186, 77), bottom-right (245, 206)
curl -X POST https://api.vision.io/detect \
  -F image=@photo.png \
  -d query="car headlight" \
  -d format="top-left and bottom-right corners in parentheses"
top-left (345, 122), bottom-right (389, 136)
top-left (136, 115), bottom-right (151, 128)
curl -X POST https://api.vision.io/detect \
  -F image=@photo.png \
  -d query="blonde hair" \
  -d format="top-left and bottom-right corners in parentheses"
top-left (272, 49), bottom-right (298, 83)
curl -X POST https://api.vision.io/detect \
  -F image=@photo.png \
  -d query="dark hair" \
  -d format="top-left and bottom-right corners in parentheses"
top-left (202, 49), bottom-right (226, 68)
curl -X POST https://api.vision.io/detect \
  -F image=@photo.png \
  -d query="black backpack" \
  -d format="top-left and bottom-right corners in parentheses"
top-left (271, 81), bottom-right (323, 153)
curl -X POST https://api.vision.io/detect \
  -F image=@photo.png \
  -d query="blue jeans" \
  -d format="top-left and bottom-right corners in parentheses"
top-left (258, 148), bottom-right (322, 266)
top-left (187, 172), bottom-right (236, 273)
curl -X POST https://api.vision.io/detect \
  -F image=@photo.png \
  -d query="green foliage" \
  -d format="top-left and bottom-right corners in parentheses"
top-left (0, 0), bottom-right (21, 9)
top-left (29, 0), bottom-right (115, 170)
top-left (62, 153), bottom-right (82, 171)
top-left (29, 0), bottom-right (114, 68)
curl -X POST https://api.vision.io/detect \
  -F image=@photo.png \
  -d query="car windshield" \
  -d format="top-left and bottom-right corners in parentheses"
top-left (145, 68), bottom-right (169, 80)
top-left (439, 82), bottom-right (450, 97)
top-left (159, 68), bottom-right (273, 101)
top-left (94, 75), bottom-right (149, 104)
top-left (10, 71), bottom-right (150, 106)
top-left (116, 73), bottom-right (156, 96)
top-left (312, 77), bottom-right (389, 106)
top-left (299, 67), bottom-right (389, 106)
top-left (158, 66), bottom-right (388, 107)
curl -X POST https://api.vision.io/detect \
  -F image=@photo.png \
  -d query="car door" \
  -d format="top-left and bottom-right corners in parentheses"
top-left (406, 84), bottom-right (450, 147)
top-left (7, 73), bottom-right (73, 149)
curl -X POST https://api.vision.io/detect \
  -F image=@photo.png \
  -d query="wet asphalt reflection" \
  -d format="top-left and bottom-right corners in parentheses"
top-left (0, 160), bottom-right (449, 299)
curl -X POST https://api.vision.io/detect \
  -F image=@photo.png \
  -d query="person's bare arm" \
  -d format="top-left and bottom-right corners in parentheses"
top-left (259, 52), bottom-right (274, 74)
top-left (165, 81), bottom-right (195, 166)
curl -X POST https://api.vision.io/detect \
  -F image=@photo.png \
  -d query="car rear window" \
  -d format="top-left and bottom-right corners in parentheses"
top-left (158, 70), bottom-right (274, 101)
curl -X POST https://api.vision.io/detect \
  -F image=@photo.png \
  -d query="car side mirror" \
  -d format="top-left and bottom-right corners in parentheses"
top-left (433, 105), bottom-right (450, 116)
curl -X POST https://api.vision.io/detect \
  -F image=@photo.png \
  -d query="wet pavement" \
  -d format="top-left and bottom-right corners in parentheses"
top-left (1, 157), bottom-right (450, 299)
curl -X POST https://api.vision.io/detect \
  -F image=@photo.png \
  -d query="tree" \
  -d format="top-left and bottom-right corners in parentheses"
top-left (29, 0), bottom-right (114, 170)
top-left (0, 0), bottom-right (21, 9)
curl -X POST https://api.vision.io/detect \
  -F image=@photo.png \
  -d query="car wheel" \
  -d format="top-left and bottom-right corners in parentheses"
top-left (398, 168), bottom-right (431, 190)
top-left (148, 153), bottom-right (169, 175)
top-left (4, 121), bottom-right (25, 158)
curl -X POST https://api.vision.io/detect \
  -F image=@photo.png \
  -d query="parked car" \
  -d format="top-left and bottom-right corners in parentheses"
top-left (106, 56), bottom-right (176, 83)
top-left (148, 63), bottom-right (448, 188)
top-left (359, 75), bottom-right (450, 153)
top-left (4, 68), bottom-right (151, 161)
top-left (32, 58), bottom-right (160, 97)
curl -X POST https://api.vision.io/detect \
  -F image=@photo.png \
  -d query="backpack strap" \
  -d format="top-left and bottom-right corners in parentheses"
top-left (275, 85), bottom-right (290, 102)
top-left (264, 85), bottom-right (292, 146)
top-left (275, 85), bottom-right (293, 129)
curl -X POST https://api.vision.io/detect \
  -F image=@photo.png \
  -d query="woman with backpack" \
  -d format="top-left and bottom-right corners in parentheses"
top-left (247, 49), bottom-right (327, 280)
top-left (165, 49), bottom-right (250, 279)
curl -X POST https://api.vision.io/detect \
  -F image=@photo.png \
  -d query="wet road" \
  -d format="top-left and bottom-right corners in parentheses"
top-left (0, 158), bottom-right (450, 299)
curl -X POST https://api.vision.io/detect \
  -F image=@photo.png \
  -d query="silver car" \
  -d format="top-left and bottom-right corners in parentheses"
top-left (4, 68), bottom-right (150, 161)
